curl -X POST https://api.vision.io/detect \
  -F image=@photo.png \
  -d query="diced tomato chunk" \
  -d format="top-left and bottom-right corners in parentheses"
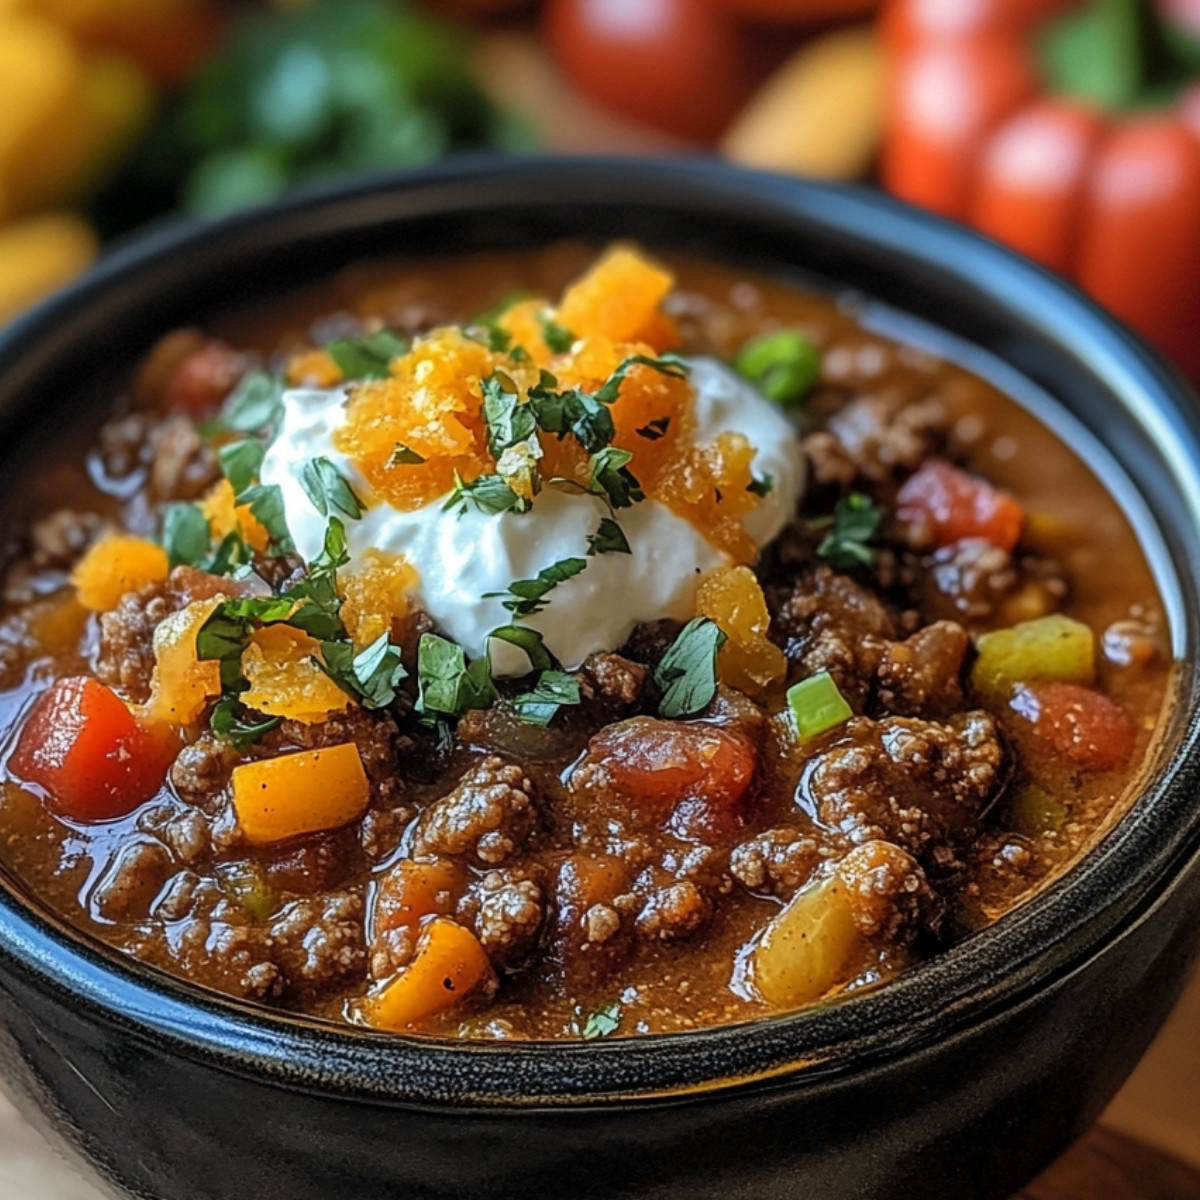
top-left (897, 459), bottom-right (1024, 551)
top-left (9, 678), bottom-right (178, 822)
top-left (576, 716), bottom-right (757, 839)
top-left (1009, 681), bottom-right (1136, 772)
top-left (164, 341), bottom-right (245, 417)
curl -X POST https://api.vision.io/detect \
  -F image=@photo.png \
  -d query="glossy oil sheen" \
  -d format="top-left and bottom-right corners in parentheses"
top-left (0, 159), bottom-right (1199, 1200)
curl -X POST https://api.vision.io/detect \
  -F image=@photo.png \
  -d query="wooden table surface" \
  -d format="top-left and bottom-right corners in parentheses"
top-left (1, 964), bottom-right (1198, 1199)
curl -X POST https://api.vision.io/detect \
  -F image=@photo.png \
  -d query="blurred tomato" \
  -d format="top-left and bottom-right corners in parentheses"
top-left (706, 0), bottom-right (878, 24)
top-left (544, 0), bottom-right (756, 142)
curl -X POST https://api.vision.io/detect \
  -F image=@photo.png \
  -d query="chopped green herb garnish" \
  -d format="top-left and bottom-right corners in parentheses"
top-left (587, 517), bottom-right (631, 556)
top-left (416, 633), bottom-right (497, 718)
top-left (162, 502), bottom-right (212, 569)
top-left (326, 329), bottom-right (408, 380)
top-left (485, 556), bottom-right (588, 618)
top-left (579, 1001), bottom-right (622, 1039)
top-left (588, 446), bottom-right (644, 509)
top-left (817, 493), bottom-right (881, 571)
top-left (509, 345), bottom-right (532, 364)
top-left (210, 696), bottom-right (282, 749)
top-left (443, 472), bottom-right (527, 516)
top-left (482, 372), bottom-right (538, 459)
top-left (488, 624), bottom-right (558, 672)
top-left (539, 314), bottom-right (574, 354)
top-left (528, 380), bottom-right (615, 456)
top-left (318, 632), bottom-right (407, 708)
top-left (593, 353), bottom-right (689, 405)
top-left (299, 457), bottom-right (365, 521)
top-left (654, 618), bottom-right (726, 718)
top-left (234, 482), bottom-right (295, 555)
top-left (747, 472), bottom-right (774, 498)
top-left (208, 371), bottom-right (285, 437)
top-left (208, 530), bottom-right (253, 577)
top-left (636, 416), bottom-right (670, 441)
top-left (218, 438), bottom-right (266, 495)
top-left (734, 329), bottom-right (820, 407)
top-left (390, 443), bottom-right (426, 465)
top-left (787, 671), bottom-right (853, 741)
top-left (511, 670), bottom-right (581, 726)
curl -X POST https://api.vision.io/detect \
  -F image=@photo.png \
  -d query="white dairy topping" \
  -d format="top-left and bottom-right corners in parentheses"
top-left (260, 357), bottom-right (805, 675)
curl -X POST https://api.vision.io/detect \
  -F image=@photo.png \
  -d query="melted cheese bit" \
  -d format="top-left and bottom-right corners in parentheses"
top-left (260, 357), bottom-right (804, 676)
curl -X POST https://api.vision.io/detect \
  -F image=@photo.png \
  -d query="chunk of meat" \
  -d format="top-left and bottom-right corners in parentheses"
top-left (835, 839), bottom-right (940, 943)
top-left (801, 712), bottom-right (1003, 871)
top-left (876, 620), bottom-right (969, 716)
top-left (730, 826), bottom-right (826, 897)
top-left (460, 869), bottom-right (545, 972)
top-left (169, 732), bottom-right (236, 810)
top-left (923, 540), bottom-right (1068, 626)
top-left (551, 854), bottom-right (632, 989)
top-left (576, 651), bottom-right (647, 708)
top-left (411, 756), bottom-right (536, 865)
top-left (148, 415), bottom-right (221, 502)
top-left (29, 509), bottom-right (105, 570)
top-left (89, 840), bottom-right (173, 921)
top-left (635, 880), bottom-right (711, 941)
top-left (268, 891), bottom-right (367, 989)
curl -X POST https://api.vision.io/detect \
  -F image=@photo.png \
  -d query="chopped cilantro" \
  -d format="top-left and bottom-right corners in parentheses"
top-left (511, 670), bottom-right (581, 726)
top-left (298, 457), bottom-right (365, 521)
top-left (485, 557), bottom-right (588, 618)
top-left (208, 530), bottom-right (253, 577)
top-left (390, 443), bottom-right (426, 465)
top-left (587, 517), bottom-right (631, 556)
top-left (539, 314), bottom-right (574, 354)
top-left (416, 633), bottom-right (497, 718)
top-left (162, 502), bottom-right (211, 569)
top-left (817, 493), bottom-right (881, 571)
top-left (210, 696), bottom-right (282, 749)
top-left (588, 446), bottom-right (644, 509)
top-left (482, 372), bottom-right (538, 459)
top-left (487, 624), bottom-right (558, 672)
top-left (734, 330), bottom-right (820, 407)
top-left (747, 472), bottom-right (774, 498)
top-left (234, 482), bottom-right (295, 555)
top-left (593, 353), bottom-right (689, 405)
top-left (218, 438), bottom-right (266, 495)
top-left (528, 380), bottom-right (615, 456)
top-left (206, 371), bottom-right (284, 438)
top-left (318, 633), bottom-right (407, 708)
top-left (654, 618), bottom-right (727, 718)
top-left (443, 472), bottom-right (527, 517)
top-left (579, 1001), bottom-right (622, 1039)
top-left (326, 329), bottom-right (408, 380)
top-left (636, 416), bottom-right (670, 441)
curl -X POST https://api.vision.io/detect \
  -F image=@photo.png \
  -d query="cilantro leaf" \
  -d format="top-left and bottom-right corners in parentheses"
top-left (443, 472), bottom-right (526, 517)
top-left (594, 353), bottom-right (689, 405)
top-left (528, 380), bottom-right (614, 455)
top-left (208, 530), bottom-right (252, 577)
top-left (485, 557), bottom-right (587, 618)
top-left (539, 314), bottom-right (574, 354)
top-left (416, 634), bottom-right (497, 718)
top-left (326, 329), bottom-right (408, 380)
top-left (817, 493), bottom-right (881, 571)
top-left (234, 483), bottom-right (295, 555)
top-left (587, 517), bottom-right (631, 556)
top-left (482, 372), bottom-right (537, 459)
top-left (511, 670), bottom-right (581, 726)
top-left (390, 443), bottom-right (426, 465)
top-left (487, 624), bottom-right (558, 672)
top-left (298, 457), bottom-right (365, 521)
top-left (636, 416), bottom-right (670, 441)
top-left (588, 447), bottom-right (644, 509)
top-left (747, 472), bottom-right (774, 498)
top-left (654, 618), bottom-right (727, 718)
top-left (162, 503), bottom-right (211, 569)
top-left (318, 632), bottom-right (407, 708)
top-left (579, 1001), bottom-right (622, 1039)
top-left (210, 696), bottom-right (281, 749)
top-left (208, 371), bottom-right (284, 438)
top-left (218, 438), bottom-right (266, 495)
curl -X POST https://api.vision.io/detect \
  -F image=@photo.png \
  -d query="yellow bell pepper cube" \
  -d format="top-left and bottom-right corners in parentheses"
top-left (71, 533), bottom-right (169, 612)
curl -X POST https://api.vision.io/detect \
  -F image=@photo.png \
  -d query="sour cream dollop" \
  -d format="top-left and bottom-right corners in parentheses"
top-left (260, 357), bottom-right (805, 675)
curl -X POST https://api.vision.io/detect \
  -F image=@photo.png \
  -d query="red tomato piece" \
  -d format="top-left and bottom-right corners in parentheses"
top-left (544, 0), bottom-right (757, 143)
top-left (9, 678), bottom-right (178, 822)
top-left (576, 716), bottom-right (757, 839)
top-left (896, 459), bottom-right (1024, 551)
top-left (1009, 682), bottom-right (1136, 772)
top-left (704, 0), bottom-right (878, 25)
top-left (164, 340), bottom-right (245, 418)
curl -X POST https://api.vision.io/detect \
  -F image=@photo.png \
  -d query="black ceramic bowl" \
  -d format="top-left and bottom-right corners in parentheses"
top-left (0, 158), bottom-right (1199, 1200)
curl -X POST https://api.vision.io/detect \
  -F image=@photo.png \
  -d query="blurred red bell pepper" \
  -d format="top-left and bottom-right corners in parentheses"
top-left (882, 0), bottom-right (1200, 379)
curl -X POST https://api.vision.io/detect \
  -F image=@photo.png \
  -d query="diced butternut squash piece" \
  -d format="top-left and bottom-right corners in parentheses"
top-left (199, 478), bottom-right (270, 553)
top-left (750, 872), bottom-right (861, 1008)
top-left (286, 348), bottom-right (342, 387)
top-left (241, 625), bottom-right (351, 723)
top-left (27, 594), bottom-right (89, 656)
top-left (147, 596), bottom-right (225, 724)
top-left (374, 859), bottom-right (464, 936)
top-left (71, 533), bottom-right (168, 611)
top-left (971, 614), bottom-right (1095, 706)
top-left (695, 565), bottom-right (787, 698)
top-left (556, 245), bottom-right (675, 346)
top-left (360, 917), bottom-right (493, 1032)
top-left (232, 742), bottom-right (369, 846)
top-left (338, 550), bottom-right (418, 649)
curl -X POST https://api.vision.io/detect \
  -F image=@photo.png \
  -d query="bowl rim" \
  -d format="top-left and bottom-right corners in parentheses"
top-left (2, 154), bottom-right (1200, 1107)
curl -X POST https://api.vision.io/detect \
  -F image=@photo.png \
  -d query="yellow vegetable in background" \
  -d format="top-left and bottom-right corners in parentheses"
top-left (71, 533), bottom-right (169, 611)
top-left (232, 743), bottom-right (370, 846)
top-left (971, 614), bottom-right (1096, 707)
top-left (720, 25), bottom-right (884, 182)
top-left (147, 596), bottom-right (226, 725)
top-left (695, 565), bottom-right (787, 699)
top-left (0, 212), bottom-right (97, 325)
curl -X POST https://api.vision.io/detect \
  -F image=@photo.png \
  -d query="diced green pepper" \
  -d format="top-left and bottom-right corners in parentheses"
top-left (1003, 784), bottom-right (1069, 837)
top-left (787, 671), bottom-right (853, 741)
top-left (734, 329), bottom-right (821, 407)
top-left (971, 614), bottom-right (1095, 706)
top-left (219, 862), bottom-right (277, 921)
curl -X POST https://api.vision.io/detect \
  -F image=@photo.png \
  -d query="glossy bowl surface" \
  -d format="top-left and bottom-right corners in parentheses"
top-left (0, 157), bottom-right (1199, 1200)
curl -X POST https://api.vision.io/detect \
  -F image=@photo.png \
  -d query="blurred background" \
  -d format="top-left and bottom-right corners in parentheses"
top-left (5, 0), bottom-right (1200, 383)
